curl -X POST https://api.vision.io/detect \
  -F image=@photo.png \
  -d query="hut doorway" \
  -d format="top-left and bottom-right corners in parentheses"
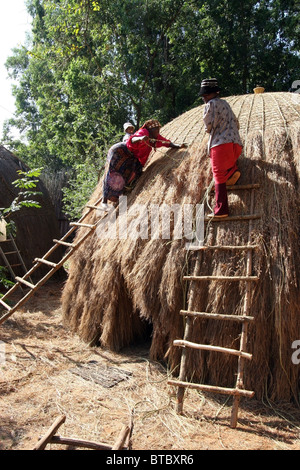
top-left (136, 317), bottom-right (153, 348)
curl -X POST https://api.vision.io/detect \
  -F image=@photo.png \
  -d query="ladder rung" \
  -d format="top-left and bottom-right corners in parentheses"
top-left (188, 245), bottom-right (259, 252)
top-left (3, 251), bottom-right (18, 255)
top-left (15, 277), bottom-right (36, 290)
top-left (227, 183), bottom-right (260, 190)
top-left (35, 258), bottom-right (58, 268)
top-left (205, 214), bottom-right (261, 222)
top-left (183, 275), bottom-right (259, 282)
top-left (53, 239), bottom-right (76, 248)
top-left (86, 204), bottom-right (103, 210)
top-left (173, 339), bottom-right (252, 360)
top-left (168, 379), bottom-right (255, 398)
top-left (10, 264), bottom-right (22, 268)
top-left (212, 184), bottom-right (260, 191)
top-left (0, 298), bottom-right (11, 311)
top-left (69, 222), bottom-right (96, 229)
top-left (180, 310), bottom-right (254, 322)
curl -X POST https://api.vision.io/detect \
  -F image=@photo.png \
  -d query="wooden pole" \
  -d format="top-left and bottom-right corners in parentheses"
top-left (10, 237), bottom-right (33, 283)
top-left (49, 436), bottom-right (117, 450)
top-left (176, 256), bottom-right (201, 414)
top-left (173, 340), bottom-right (252, 360)
top-left (183, 275), bottom-right (259, 281)
top-left (212, 183), bottom-right (260, 191)
top-left (204, 214), bottom-right (260, 222)
top-left (112, 425), bottom-right (131, 450)
top-left (180, 310), bottom-right (254, 322)
top-left (33, 415), bottom-right (66, 450)
top-left (169, 379), bottom-right (254, 398)
top-left (230, 170), bottom-right (257, 428)
top-left (188, 244), bottom-right (258, 251)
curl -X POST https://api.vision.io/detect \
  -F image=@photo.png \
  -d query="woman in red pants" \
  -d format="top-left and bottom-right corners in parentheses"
top-left (200, 78), bottom-right (243, 218)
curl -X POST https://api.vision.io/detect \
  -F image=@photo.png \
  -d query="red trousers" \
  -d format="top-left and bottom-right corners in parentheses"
top-left (210, 143), bottom-right (242, 215)
top-left (210, 142), bottom-right (242, 184)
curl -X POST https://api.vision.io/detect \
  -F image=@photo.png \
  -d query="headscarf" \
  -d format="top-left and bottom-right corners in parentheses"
top-left (142, 119), bottom-right (161, 130)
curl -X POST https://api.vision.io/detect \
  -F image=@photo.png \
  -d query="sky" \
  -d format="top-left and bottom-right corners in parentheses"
top-left (0, 0), bottom-right (32, 139)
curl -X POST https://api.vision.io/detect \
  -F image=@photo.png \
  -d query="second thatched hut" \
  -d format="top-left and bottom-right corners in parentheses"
top-left (0, 146), bottom-right (62, 275)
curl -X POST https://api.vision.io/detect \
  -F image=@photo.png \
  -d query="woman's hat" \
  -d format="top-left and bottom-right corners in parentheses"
top-left (199, 78), bottom-right (221, 95)
top-left (123, 122), bottom-right (134, 132)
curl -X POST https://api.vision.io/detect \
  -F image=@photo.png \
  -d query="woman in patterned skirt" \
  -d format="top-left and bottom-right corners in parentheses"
top-left (101, 119), bottom-right (185, 211)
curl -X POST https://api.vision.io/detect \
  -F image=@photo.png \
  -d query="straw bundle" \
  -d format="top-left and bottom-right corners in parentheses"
top-left (62, 92), bottom-right (300, 402)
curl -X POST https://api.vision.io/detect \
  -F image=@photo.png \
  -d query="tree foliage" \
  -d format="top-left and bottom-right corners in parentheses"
top-left (1, 0), bottom-right (299, 215)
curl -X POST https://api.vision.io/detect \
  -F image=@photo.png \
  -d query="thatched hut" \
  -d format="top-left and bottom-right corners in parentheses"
top-left (0, 146), bottom-right (62, 274)
top-left (62, 92), bottom-right (300, 403)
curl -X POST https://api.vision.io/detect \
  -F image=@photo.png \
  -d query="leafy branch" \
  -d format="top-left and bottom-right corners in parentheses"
top-left (1, 168), bottom-right (43, 222)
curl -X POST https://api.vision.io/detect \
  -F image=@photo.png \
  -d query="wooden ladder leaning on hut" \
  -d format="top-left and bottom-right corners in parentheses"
top-left (0, 197), bottom-right (108, 326)
top-left (168, 180), bottom-right (261, 429)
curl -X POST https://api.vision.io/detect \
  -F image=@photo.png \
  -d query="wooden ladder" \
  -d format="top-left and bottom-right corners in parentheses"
top-left (0, 197), bottom-right (108, 326)
top-left (0, 237), bottom-right (33, 290)
top-left (168, 182), bottom-right (260, 428)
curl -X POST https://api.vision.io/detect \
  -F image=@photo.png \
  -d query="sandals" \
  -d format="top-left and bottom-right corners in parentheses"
top-left (226, 171), bottom-right (241, 186)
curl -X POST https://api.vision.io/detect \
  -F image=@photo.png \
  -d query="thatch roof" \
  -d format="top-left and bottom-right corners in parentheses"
top-left (62, 92), bottom-right (300, 402)
top-left (0, 146), bottom-right (63, 274)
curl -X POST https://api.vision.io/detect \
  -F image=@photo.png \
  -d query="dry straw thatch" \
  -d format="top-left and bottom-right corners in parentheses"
top-left (0, 146), bottom-right (63, 275)
top-left (62, 92), bottom-right (300, 403)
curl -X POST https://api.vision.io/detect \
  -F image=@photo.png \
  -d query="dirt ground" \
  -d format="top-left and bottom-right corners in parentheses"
top-left (0, 280), bottom-right (300, 451)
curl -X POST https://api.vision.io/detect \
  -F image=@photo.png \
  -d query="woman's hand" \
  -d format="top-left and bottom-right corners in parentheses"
top-left (169, 142), bottom-right (188, 149)
top-left (131, 135), bottom-right (149, 143)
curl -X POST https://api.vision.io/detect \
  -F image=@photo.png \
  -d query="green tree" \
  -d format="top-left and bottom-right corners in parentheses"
top-left (1, 0), bottom-right (299, 218)
top-left (5, 0), bottom-right (300, 149)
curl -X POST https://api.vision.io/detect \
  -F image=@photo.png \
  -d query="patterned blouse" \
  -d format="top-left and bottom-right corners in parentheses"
top-left (203, 97), bottom-right (242, 154)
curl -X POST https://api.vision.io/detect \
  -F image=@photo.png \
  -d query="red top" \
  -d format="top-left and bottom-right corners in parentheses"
top-left (126, 128), bottom-right (171, 166)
